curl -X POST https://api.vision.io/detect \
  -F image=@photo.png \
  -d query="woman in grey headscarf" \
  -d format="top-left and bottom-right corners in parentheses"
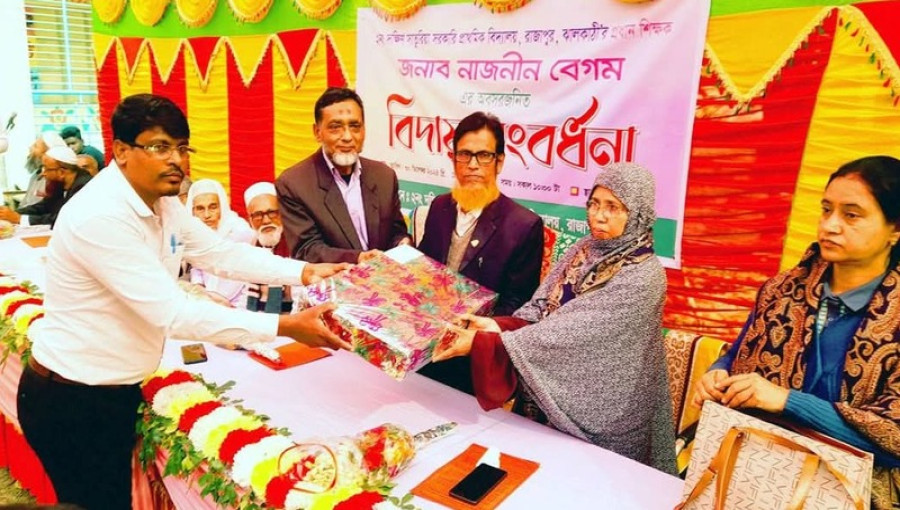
top-left (434, 162), bottom-right (673, 472)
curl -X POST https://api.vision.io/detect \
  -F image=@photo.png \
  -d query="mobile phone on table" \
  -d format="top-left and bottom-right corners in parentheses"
top-left (181, 343), bottom-right (208, 365)
top-left (448, 463), bottom-right (508, 504)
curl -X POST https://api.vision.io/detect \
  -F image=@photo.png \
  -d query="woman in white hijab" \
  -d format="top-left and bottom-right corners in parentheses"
top-left (186, 179), bottom-right (255, 306)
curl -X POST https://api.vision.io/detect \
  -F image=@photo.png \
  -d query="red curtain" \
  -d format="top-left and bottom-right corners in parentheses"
top-left (663, 10), bottom-right (838, 339)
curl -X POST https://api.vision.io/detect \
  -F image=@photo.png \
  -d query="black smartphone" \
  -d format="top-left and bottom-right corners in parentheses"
top-left (448, 463), bottom-right (508, 505)
top-left (181, 343), bottom-right (208, 365)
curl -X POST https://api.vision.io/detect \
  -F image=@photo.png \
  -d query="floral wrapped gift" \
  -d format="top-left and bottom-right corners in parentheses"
top-left (303, 246), bottom-right (497, 380)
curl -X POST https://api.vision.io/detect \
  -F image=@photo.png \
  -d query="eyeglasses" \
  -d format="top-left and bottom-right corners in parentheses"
top-left (249, 209), bottom-right (280, 222)
top-left (586, 199), bottom-right (627, 217)
top-left (129, 143), bottom-right (196, 159)
top-left (454, 151), bottom-right (497, 165)
top-left (324, 122), bottom-right (363, 135)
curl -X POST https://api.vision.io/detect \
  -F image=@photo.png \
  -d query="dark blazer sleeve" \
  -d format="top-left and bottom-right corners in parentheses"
top-left (493, 213), bottom-right (543, 316)
top-left (16, 195), bottom-right (61, 225)
top-left (276, 162), bottom-right (361, 264)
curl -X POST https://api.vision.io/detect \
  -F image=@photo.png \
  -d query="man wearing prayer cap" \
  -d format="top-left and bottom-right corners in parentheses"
top-left (244, 181), bottom-right (295, 313)
top-left (0, 144), bottom-right (91, 227)
top-left (18, 131), bottom-right (68, 208)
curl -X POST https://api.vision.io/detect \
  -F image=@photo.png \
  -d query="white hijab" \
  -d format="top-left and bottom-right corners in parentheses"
top-left (186, 178), bottom-right (253, 241)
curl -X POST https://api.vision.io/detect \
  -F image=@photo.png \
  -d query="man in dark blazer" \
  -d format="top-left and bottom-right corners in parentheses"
top-left (276, 88), bottom-right (410, 263)
top-left (417, 112), bottom-right (543, 394)
top-left (0, 145), bottom-right (92, 228)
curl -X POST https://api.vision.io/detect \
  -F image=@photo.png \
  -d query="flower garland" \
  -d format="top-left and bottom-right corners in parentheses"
top-left (139, 368), bottom-right (420, 509)
top-left (0, 274), bottom-right (43, 367)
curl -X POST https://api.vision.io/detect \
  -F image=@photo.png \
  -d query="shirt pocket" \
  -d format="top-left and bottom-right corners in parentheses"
top-left (161, 244), bottom-right (186, 278)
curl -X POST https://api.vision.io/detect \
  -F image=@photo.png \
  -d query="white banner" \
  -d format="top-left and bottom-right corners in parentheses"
top-left (356, 0), bottom-right (710, 266)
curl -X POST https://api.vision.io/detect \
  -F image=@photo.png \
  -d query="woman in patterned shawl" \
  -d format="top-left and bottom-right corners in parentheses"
top-left (433, 162), bottom-right (674, 473)
top-left (695, 156), bottom-right (900, 508)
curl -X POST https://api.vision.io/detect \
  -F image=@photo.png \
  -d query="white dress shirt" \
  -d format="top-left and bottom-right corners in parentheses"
top-left (455, 205), bottom-right (483, 237)
top-left (323, 149), bottom-right (369, 250)
top-left (31, 162), bottom-right (306, 385)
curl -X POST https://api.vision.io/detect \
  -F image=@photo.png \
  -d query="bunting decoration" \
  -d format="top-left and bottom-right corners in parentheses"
top-left (228, 0), bottom-right (275, 22)
top-left (293, 0), bottom-right (342, 20)
top-left (175, 0), bottom-right (218, 27)
top-left (132, 0), bottom-right (172, 27)
top-left (370, 0), bottom-right (427, 21)
top-left (94, 0), bottom-right (128, 24)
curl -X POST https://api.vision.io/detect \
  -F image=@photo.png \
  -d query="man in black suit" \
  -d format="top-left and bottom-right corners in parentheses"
top-left (417, 111), bottom-right (544, 393)
top-left (0, 145), bottom-right (92, 227)
top-left (276, 88), bottom-right (410, 263)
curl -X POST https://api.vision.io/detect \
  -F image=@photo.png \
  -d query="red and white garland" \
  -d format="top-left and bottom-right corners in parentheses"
top-left (142, 369), bottom-right (415, 509)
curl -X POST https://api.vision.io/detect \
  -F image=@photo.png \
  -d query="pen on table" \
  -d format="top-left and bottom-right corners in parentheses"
top-left (170, 234), bottom-right (176, 254)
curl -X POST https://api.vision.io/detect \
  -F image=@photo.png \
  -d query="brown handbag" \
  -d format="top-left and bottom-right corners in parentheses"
top-left (677, 402), bottom-right (873, 510)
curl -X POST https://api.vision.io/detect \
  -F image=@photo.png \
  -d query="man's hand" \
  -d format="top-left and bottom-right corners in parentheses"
top-left (301, 262), bottom-right (352, 285)
top-left (0, 207), bottom-right (21, 224)
top-left (358, 249), bottom-right (382, 263)
top-left (693, 369), bottom-right (728, 407)
top-left (277, 303), bottom-right (350, 350)
top-left (456, 313), bottom-right (500, 333)
top-left (718, 373), bottom-right (789, 413)
top-left (432, 326), bottom-right (476, 362)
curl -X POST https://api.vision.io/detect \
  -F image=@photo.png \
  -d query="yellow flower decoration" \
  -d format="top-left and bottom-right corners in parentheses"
top-left (294, 0), bottom-right (341, 20)
top-left (228, 0), bottom-right (273, 22)
top-left (94, 0), bottom-right (127, 24)
top-left (164, 388), bottom-right (216, 420)
top-left (309, 486), bottom-right (362, 510)
top-left (202, 415), bottom-right (263, 458)
top-left (474, 0), bottom-right (531, 13)
top-left (250, 456), bottom-right (280, 496)
top-left (176, 0), bottom-right (218, 27)
top-left (132, 0), bottom-right (171, 26)
top-left (370, 0), bottom-right (426, 22)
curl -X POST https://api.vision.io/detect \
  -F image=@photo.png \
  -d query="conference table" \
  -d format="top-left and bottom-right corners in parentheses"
top-left (0, 232), bottom-right (684, 509)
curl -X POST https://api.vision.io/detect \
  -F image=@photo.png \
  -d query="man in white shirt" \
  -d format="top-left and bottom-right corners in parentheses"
top-left (16, 94), bottom-right (350, 510)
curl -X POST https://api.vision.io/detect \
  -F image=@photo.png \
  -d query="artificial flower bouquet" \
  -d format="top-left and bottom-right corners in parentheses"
top-left (302, 246), bottom-right (497, 379)
top-left (0, 274), bottom-right (43, 365)
top-left (140, 369), bottom-right (454, 509)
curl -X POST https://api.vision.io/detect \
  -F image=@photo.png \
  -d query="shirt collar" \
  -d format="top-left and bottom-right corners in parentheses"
top-left (106, 160), bottom-right (155, 218)
top-left (322, 148), bottom-right (362, 180)
top-left (822, 270), bottom-right (887, 312)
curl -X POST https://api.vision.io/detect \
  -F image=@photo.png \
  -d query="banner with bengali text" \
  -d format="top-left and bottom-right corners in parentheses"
top-left (356, 0), bottom-right (709, 267)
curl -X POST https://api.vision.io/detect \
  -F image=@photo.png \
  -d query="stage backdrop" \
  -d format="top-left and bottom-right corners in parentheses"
top-left (91, 0), bottom-right (900, 340)
top-left (356, 0), bottom-right (709, 267)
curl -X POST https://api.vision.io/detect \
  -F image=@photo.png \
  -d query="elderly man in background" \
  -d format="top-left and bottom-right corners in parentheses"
top-left (417, 112), bottom-right (544, 394)
top-left (76, 154), bottom-right (99, 177)
top-left (244, 181), bottom-right (295, 313)
top-left (60, 125), bottom-right (104, 169)
top-left (19, 131), bottom-right (67, 208)
top-left (0, 145), bottom-right (91, 227)
top-left (276, 87), bottom-right (410, 264)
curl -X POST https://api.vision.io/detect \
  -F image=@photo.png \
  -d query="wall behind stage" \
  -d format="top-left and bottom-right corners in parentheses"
top-left (92, 0), bottom-right (900, 340)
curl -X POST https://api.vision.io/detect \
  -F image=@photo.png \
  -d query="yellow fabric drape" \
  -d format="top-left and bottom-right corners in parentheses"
top-left (273, 36), bottom-right (328, 177)
top-left (228, 35), bottom-right (273, 87)
top-left (780, 11), bottom-right (900, 270)
top-left (327, 30), bottom-right (357, 87)
top-left (92, 33), bottom-right (116, 72)
top-left (117, 41), bottom-right (153, 97)
top-left (147, 38), bottom-right (184, 84)
top-left (706, 6), bottom-right (828, 103)
top-left (185, 49), bottom-right (231, 192)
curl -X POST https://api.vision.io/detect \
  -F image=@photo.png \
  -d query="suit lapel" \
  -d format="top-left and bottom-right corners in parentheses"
top-left (316, 153), bottom-right (363, 250)
top-left (434, 199), bottom-right (458, 264)
top-left (459, 198), bottom-right (500, 272)
top-left (360, 166), bottom-right (380, 250)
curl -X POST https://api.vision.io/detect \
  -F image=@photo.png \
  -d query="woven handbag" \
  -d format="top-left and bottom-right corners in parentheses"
top-left (677, 402), bottom-right (873, 510)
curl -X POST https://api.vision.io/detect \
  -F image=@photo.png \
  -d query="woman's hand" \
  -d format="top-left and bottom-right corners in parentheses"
top-left (456, 314), bottom-right (500, 333)
top-left (432, 326), bottom-right (476, 362)
top-left (718, 373), bottom-right (789, 413)
top-left (693, 369), bottom-right (728, 407)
